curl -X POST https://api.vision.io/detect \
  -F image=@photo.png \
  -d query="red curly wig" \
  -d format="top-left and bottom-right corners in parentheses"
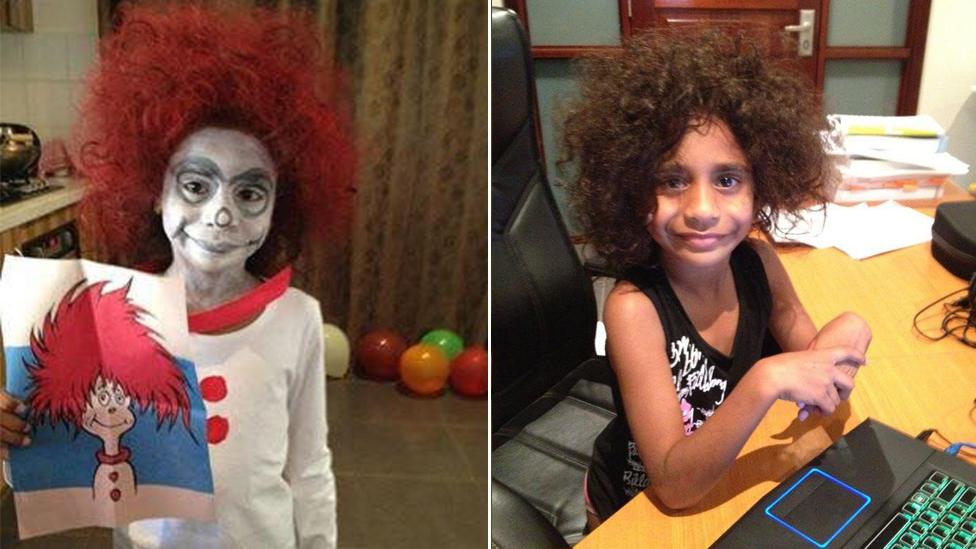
top-left (76, 2), bottom-right (356, 276)
top-left (27, 280), bottom-right (190, 430)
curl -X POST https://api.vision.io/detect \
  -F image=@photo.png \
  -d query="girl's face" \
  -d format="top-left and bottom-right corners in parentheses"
top-left (160, 127), bottom-right (277, 276)
top-left (646, 118), bottom-right (754, 271)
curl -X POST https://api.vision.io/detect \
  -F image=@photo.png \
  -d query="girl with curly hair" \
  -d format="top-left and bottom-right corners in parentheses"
top-left (564, 29), bottom-right (872, 524)
top-left (1, 2), bottom-right (355, 547)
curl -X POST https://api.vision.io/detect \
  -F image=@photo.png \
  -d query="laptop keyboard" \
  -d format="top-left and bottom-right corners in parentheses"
top-left (863, 471), bottom-right (976, 549)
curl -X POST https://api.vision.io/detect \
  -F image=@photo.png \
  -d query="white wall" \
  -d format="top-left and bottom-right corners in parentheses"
top-left (0, 0), bottom-right (99, 143)
top-left (918, 0), bottom-right (976, 187)
top-left (917, 0), bottom-right (976, 129)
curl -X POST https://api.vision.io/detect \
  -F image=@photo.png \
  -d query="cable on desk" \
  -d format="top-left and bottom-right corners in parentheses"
top-left (945, 442), bottom-right (976, 457)
top-left (911, 281), bottom-right (976, 348)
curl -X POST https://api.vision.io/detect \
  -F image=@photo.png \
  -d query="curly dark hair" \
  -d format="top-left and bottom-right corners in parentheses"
top-left (76, 2), bottom-right (356, 276)
top-left (562, 28), bottom-right (834, 270)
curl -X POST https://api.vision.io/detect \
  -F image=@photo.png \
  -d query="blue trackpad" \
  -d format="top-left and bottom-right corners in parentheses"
top-left (764, 468), bottom-right (872, 548)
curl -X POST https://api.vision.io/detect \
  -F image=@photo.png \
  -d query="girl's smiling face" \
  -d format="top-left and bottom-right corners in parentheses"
top-left (160, 127), bottom-right (277, 276)
top-left (646, 118), bottom-right (755, 271)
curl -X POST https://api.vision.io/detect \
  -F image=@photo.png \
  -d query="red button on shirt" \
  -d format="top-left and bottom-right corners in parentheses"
top-left (201, 375), bottom-right (230, 445)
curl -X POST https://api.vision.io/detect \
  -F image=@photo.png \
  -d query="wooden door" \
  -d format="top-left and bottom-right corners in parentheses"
top-left (631, 0), bottom-right (823, 86)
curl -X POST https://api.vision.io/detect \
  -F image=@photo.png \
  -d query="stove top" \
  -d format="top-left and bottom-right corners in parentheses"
top-left (0, 177), bottom-right (61, 206)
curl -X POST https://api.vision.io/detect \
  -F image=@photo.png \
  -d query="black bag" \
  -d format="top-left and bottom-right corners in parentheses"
top-left (931, 200), bottom-right (976, 280)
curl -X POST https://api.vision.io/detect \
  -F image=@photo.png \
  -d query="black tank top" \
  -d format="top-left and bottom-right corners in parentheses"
top-left (586, 242), bottom-right (779, 519)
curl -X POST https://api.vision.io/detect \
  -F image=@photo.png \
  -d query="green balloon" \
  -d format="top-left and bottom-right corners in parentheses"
top-left (420, 329), bottom-right (465, 360)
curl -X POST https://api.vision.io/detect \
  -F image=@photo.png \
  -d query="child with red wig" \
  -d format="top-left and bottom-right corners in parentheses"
top-left (0, 2), bottom-right (355, 547)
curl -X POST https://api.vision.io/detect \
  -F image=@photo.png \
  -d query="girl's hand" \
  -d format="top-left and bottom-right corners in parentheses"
top-left (757, 346), bottom-right (864, 417)
top-left (0, 390), bottom-right (31, 459)
top-left (797, 363), bottom-right (860, 420)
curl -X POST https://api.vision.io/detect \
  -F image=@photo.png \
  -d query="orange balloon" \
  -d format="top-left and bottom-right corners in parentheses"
top-left (399, 343), bottom-right (449, 396)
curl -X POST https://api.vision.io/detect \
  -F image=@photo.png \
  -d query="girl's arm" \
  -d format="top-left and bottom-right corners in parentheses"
top-left (749, 239), bottom-right (872, 418)
top-left (284, 300), bottom-right (337, 549)
top-left (749, 238), bottom-right (871, 355)
top-left (606, 283), bottom-right (863, 509)
top-left (748, 239), bottom-right (818, 352)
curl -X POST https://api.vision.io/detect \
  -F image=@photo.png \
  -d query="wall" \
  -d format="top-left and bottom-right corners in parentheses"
top-left (917, 0), bottom-right (976, 128)
top-left (917, 0), bottom-right (976, 189)
top-left (0, 0), bottom-right (99, 143)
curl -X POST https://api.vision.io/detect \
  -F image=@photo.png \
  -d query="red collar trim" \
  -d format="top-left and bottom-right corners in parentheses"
top-left (188, 266), bottom-right (292, 334)
top-left (96, 446), bottom-right (131, 465)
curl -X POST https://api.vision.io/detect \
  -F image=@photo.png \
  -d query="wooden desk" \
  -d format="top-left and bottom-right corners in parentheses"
top-left (577, 235), bottom-right (976, 548)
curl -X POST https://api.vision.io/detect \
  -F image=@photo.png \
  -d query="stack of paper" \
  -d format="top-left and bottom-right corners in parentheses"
top-left (827, 115), bottom-right (970, 203)
top-left (769, 201), bottom-right (934, 260)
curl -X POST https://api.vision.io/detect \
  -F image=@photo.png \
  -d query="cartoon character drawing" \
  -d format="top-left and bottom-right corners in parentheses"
top-left (24, 279), bottom-right (191, 504)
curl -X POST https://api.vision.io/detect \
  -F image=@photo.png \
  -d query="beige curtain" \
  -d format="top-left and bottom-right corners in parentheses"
top-left (293, 0), bottom-right (488, 346)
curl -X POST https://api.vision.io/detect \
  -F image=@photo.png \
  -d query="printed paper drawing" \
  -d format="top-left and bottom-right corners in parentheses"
top-left (0, 256), bottom-right (214, 539)
top-left (27, 279), bottom-right (193, 503)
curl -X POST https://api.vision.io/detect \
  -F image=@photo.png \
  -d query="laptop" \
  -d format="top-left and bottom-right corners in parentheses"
top-left (712, 418), bottom-right (976, 549)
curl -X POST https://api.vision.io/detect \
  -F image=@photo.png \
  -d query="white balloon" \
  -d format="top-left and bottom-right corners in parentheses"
top-left (322, 323), bottom-right (350, 379)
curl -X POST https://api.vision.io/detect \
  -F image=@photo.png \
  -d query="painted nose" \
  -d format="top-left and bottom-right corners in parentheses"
top-left (203, 190), bottom-right (235, 228)
top-left (108, 407), bottom-right (116, 414)
top-left (683, 181), bottom-right (719, 230)
top-left (214, 207), bottom-right (232, 228)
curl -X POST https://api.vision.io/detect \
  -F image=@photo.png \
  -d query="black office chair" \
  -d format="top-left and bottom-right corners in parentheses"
top-left (491, 8), bottom-right (617, 547)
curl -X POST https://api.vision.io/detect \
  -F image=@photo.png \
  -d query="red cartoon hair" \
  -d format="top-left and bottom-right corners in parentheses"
top-left (76, 2), bottom-right (356, 275)
top-left (27, 280), bottom-right (191, 429)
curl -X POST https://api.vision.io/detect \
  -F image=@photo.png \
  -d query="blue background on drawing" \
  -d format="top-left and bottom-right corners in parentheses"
top-left (4, 348), bottom-right (213, 494)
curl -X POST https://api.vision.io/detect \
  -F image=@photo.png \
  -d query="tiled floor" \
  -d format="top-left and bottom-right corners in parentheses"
top-left (329, 375), bottom-right (488, 548)
top-left (0, 375), bottom-right (489, 548)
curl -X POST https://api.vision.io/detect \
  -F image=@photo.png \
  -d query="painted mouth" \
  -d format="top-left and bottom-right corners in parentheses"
top-left (184, 232), bottom-right (253, 255)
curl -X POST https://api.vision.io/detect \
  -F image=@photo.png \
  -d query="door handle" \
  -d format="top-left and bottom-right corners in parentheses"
top-left (784, 9), bottom-right (815, 57)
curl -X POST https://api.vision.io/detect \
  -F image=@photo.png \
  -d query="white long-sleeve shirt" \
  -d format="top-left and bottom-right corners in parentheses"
top-left (115, 288), bottom-right (336, 548)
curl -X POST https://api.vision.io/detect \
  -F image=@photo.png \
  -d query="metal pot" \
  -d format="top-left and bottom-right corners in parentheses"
top-left (0, 123), bottom-right (42, 181)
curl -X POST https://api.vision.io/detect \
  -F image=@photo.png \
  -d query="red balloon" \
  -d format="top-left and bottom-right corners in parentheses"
top-left (356, 329), bottom-right (408, 381)
top-left (449, 346), bottom-right (488, 397)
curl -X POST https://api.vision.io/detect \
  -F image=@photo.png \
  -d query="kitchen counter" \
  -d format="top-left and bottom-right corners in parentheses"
top-left (0, 177), bottom-right (86, 233)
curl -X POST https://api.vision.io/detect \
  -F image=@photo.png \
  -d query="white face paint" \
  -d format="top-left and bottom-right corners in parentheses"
top-left (160, 127), bottom-right (277, 279)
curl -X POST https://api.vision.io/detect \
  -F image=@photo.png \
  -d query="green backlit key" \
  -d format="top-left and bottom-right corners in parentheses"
top-left (910, 521), bottom-right (929, 536)
top-left (921, 482), bottom-right (939, 496)
top-left (938, 480), bottom-right (962, 503)
top-left (899, 532), bottom-right (919, 546)
top-left (958, 487), bottom-right (975, 508)
top-left (941, 512), bottom-right (961, 528)
top-left (930, 500), bottom-right (947, 515)
top-left (921, 510), bottom-right (940, 524)
top-left (931, 523), bottom-right (952, 539)
top-left (912, 492), bottom-right (931, 506)
top-left (951, 530), bottom-right (972, 545)
top-left (919, 534), bottom-right (941, 548)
